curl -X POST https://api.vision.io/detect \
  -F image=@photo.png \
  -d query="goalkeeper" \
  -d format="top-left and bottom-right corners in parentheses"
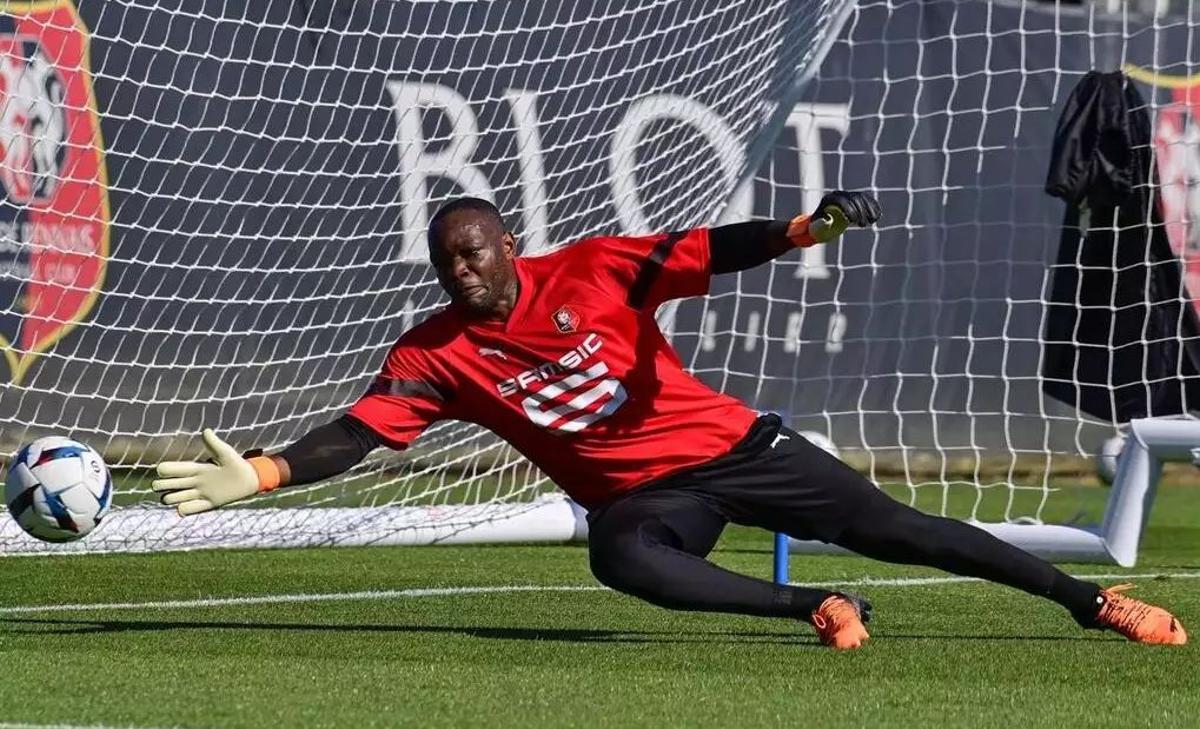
top-left (155, 193), bottom-right (1185, 649)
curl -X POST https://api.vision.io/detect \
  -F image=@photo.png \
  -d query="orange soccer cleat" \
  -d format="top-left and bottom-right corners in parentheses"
top-left (1093, 584), bottom-right (1187, 645)
top-left (810, 593), bottom-right (872, 650)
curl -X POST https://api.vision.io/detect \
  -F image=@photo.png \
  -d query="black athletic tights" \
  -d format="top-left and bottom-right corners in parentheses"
top-left (586, 430), bottom-right (1103, 624)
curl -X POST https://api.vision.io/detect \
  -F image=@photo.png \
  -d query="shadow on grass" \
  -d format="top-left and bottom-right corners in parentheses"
top-left (1, 617), bottom-right (811, 646)
top-left (881, 632), bottom-right (1114, 642)
top-left (711, 548), bottom-right (773, 556)
top-left (0, 616), bottom-right (1112, 644)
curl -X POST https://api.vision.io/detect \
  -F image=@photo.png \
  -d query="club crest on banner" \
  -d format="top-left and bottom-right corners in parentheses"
top-left (1126, 63), bottom-right (1200, 314)
top-left (0, 0), bottom-right (109, 386)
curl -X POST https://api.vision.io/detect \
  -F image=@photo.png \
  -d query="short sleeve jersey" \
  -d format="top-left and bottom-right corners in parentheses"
top-left (346, 228), bottom-right (758, 509)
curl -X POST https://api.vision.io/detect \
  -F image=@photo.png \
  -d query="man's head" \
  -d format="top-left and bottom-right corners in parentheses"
top-left (427, 197), bottom-right (517, 317)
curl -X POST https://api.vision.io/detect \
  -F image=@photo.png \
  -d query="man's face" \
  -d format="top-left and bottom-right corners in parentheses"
top-left (429, 210), bottom-right (516, 316)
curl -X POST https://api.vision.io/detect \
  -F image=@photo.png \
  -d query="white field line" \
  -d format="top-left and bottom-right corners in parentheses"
top-left (0, 585), bottom-right (607, 615)
top-left (0, 724), bottom-right (178, 729)
top-left (811, 571), bottom-right (1200, 587)
top-left (2, 571), bottom-right (1198, 616)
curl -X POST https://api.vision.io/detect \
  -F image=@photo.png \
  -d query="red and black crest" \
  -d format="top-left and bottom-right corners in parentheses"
top-left (0, 0), bottom-right (110, 385)
top-left (1127, 63), bottom-right (1200, 315)
top-left (552, 305), bottom-right (580, 333)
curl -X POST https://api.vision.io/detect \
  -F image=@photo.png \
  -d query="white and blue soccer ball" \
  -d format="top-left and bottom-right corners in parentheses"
top-left (4, 436), bottom-right (112, 542)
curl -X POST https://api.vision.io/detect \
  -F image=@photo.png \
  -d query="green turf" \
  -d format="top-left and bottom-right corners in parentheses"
top-left (1, 485), bottom-right (1197, 728)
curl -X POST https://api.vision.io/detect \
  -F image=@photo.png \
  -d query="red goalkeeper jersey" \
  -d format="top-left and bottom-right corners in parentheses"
top-left (346, 228), bottom-right (757, 509)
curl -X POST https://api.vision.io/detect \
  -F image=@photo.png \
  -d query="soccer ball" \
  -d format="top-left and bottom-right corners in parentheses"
top-left (798, 431), bottom-right (841, 460)
top-left (1094, 434), bottom-right (1126, 486)
top-left (4, 436), bottom-right (112, 542)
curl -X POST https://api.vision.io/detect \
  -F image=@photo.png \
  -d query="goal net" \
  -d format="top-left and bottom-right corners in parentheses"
top-left (0, 0), bottom-right (853, 552)
top-left (1, 0), bottom-right (1195, 560)
top-left (743, 0), bottom-right (1200, 564)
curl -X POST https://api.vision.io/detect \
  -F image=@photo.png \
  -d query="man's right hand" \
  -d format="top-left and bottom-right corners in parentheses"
top-left (153, 429), bottom-right (272, 516)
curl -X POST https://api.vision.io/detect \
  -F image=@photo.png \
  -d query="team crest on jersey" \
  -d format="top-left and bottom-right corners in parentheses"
top-left (552, 305), bottom-right (580, 333)
top-left (0, 0), bottom-right (109, 386)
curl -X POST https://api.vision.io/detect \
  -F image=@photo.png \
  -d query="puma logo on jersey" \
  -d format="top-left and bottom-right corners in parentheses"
top-left (478, 347), bottom-right (508, 360)
top-left (496, 333), bottom-right (602, 397)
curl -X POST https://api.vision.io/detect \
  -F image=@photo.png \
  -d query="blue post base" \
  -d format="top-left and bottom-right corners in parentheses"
top-left (773, 532), bottom-right (789, 584)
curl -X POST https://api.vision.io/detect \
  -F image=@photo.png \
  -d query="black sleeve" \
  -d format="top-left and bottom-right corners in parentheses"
top-left (709, 220), bottom-right (793, 274)
top-left (277, 415), bottom-right (381, 485)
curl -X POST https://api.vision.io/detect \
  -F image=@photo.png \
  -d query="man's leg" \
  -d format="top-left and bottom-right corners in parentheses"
top-left (720, 424), bottom-right (1185, 640)
top-left (832, 493), bottom-right (1103, 621)
top-left (587, 487), bottom-right (837, 619)
top-left (715, 424), bottom-right (1105, 621)
top-left (617, 415), bottom-right (1181, 644)
top-left (826, 478), bottom-right (1183, 643)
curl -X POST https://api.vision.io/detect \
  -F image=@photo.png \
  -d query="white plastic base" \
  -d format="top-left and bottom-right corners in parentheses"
top-left (788, 523), bottom-right (1111, 564)
top-left (5, 416), bottom-right (1193, 561)
top-left (789, 416), bottom-right (1196, 566)
top-left (0, 497), bottom-right (590, 555)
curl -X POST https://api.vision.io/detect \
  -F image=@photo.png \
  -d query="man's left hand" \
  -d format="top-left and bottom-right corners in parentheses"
top-left (803, 190), bottom-right (882, 244)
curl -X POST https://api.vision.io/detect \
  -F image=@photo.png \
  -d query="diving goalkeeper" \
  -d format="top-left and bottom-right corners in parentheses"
top-left (154, 193), bottom-right (1186, 649)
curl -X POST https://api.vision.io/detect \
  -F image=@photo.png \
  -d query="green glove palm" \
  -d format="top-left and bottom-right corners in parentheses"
top-left (808, 190), bottom-right (882, 243)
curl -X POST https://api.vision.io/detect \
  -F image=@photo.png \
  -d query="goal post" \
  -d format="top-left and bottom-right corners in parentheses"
top-left (784, 416), bottom-right (1198, 568)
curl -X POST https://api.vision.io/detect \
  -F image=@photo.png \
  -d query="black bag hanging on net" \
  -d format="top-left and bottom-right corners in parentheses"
top-left (1043, 70), bottom-right (1200, 422)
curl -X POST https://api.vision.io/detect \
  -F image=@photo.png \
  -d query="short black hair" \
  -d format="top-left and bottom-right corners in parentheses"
top-left (428, 197), bottom-right (506, 247)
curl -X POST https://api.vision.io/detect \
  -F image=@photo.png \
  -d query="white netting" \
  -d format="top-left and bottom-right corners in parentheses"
top-left (1, 0), bottom-right (851, 551)
top-left (5, 0), bottom-right (1199, 554)
top-left (687, 0), bottom-right (1200, 525)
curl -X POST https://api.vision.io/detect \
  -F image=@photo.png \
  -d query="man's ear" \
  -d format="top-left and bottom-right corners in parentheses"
top-left (501, 231), bottom-right (517, 259)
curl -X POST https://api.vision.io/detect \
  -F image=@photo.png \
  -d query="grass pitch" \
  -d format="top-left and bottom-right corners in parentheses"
top-left (1, 484), bottom-right (1197, 728)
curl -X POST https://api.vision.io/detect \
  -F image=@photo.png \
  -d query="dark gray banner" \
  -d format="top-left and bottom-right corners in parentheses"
top-left (1, 0), bottom-right (1191, 461)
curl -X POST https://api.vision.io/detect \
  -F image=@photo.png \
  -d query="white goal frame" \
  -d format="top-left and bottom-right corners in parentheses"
top-left (786, 417), bottom-right (1196, 567)
top-left (3, 415), bottom-right (1186, 561)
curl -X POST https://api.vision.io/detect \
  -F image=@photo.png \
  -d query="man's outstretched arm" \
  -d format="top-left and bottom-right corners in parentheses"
top-left (710, 190), bottom-right (880, 274)
top-left (154, 339), bottom-right (448, 516)
top-left (152, 416), bottom-right (382, 516)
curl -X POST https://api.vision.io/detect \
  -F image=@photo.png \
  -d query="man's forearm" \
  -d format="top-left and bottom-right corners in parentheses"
top-left (269, 415), bottom-right (381, 488)
top-left (709, 218), bottom-right (815, 274)
top-left (155, 416), bottom-right (383, 515)
top-left (710, 192), bottom-right (881, 274)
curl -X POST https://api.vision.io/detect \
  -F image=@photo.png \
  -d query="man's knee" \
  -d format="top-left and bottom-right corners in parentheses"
top-left (588, 542), bottom-right (629, 591)
top-left (588, 522), bottom-right (674, 600)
